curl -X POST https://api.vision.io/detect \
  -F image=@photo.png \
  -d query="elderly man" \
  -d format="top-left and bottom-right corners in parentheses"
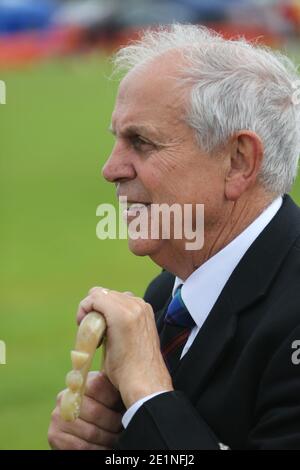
top-left (48, 25), bottom-right (300, 450)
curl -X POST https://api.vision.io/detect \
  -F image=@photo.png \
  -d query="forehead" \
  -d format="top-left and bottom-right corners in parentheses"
top-left (111, 54), bottom-right (186, 132)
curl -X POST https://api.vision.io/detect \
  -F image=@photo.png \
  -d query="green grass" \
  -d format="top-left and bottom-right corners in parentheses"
top-left (1, 52), bottom-right (300, 450)
top-left (0, 55), bottom-right (159, 450)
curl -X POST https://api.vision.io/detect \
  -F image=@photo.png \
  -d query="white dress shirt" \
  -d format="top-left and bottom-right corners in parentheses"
top-left (122, 196), bottom-right (283, 428)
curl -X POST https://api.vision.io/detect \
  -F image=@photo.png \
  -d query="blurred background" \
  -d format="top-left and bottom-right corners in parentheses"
top-left (1, 0), bottom-right (300, 450)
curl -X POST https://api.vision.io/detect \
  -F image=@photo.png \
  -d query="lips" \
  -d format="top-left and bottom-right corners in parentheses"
top-left (118, 196), bottom-right (151, 208)
top-left (126, 202), bottom-right (151, 217)
top-left (119, 201), bottom-right (151, 222)
top-left (126, 202), bottom-right (151, 210)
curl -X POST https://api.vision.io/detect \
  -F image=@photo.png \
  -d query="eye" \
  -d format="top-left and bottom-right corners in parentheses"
top-left (131, 135), bottom-right (155, 152)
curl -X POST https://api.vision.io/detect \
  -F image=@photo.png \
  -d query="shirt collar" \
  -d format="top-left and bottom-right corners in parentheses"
top-left (172, 196), bottom-right (283, 329)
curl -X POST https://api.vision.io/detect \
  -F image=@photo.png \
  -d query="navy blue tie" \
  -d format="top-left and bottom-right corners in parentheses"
top-left (165, 286), bottom-right (196, 328)
top-left (160, 286), bottom-right (196, 373)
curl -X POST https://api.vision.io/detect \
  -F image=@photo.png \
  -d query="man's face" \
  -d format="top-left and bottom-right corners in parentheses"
top-left (102, 55), bottom-right (227, 267)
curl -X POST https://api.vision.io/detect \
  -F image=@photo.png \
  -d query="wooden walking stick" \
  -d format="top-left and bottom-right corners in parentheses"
top-left (60, 312), bottom-right (106, 421)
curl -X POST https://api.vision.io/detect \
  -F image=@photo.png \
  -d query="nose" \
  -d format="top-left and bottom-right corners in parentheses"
top-left (102, 142), bottom-right (136, 183)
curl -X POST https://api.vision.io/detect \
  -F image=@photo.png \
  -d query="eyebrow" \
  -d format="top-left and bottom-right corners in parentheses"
top-left (108, 123), bottom-right (161, 140)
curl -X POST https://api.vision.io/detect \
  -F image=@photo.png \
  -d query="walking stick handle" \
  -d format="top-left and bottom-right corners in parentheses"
top-left (60, 312), bottom-right (106, 421)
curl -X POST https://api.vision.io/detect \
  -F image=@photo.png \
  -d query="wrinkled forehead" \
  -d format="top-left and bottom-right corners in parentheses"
top-left (112, 54), bottom-right (187, 130)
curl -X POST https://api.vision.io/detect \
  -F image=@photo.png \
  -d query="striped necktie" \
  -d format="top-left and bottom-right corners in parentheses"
top-left (160, 286), bottom-right (196, 373)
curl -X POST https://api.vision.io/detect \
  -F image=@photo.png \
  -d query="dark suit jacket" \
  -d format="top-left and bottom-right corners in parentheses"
top-left (117, 195), bottom-right (300, 450)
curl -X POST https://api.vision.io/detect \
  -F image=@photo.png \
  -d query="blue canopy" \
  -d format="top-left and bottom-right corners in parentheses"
top-left (0, 0), bottom-right (56, 34)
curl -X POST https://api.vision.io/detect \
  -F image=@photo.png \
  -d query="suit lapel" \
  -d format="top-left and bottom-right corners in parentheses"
top-left (172, 287), bottom-right (237, 400)
top-left (154, 288), bottom-right (237, 401)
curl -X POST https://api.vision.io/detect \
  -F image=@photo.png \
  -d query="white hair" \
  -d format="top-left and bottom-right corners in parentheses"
top-left (113, 24), bottom-right (300, 195)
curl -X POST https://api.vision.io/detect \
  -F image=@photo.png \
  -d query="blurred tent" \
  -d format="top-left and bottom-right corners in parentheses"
top-left (0, 0), bottom-right (56, 35)
top-left (52, 0), bottom-right (116, 28)
top-left (0, 0), bottom-right (297, 34)
top-left (171, 0), bottom-right (244, 22)
top-left (0, 0), bottom-right (298, 69)
top-left (98, 1), bottom-right (197, 29)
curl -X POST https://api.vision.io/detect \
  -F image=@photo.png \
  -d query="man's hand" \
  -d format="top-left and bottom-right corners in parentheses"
top-left (76, 287), bottom-right (174, 409)
top-left (48, 372), bottom-right (123, 450)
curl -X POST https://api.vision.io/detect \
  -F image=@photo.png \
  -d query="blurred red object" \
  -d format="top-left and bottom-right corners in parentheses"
top-left (0, 20), bottom-right (284, 71)
top-left (281, 0), bottom-right (300, 32)
top-left (0, 26), bottom-right (83, 69)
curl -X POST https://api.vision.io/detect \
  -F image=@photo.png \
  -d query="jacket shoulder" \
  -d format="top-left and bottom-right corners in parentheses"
top-left (143, 270), bottom-right (175, 313)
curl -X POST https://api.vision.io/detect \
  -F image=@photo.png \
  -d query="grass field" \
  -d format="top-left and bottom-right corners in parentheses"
top-left (0, 55), bottom-right (159, 450)
top-left (1, 52), bottom-right (300, 450)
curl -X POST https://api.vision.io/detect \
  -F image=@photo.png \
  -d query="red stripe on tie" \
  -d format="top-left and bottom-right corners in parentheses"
top-left (161, 328), bottom-right (190, 358)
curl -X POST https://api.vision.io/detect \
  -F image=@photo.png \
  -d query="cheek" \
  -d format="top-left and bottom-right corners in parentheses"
top-left (136, 163), bottom-right (170, 199)
top-left (189, 156), bottom-right (225, 193)
top-left (141, 156), bottom-right (186, 201)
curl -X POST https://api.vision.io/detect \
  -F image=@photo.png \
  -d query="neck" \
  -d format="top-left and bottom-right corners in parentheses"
top-left (151, 190), bottom-right (278, 280)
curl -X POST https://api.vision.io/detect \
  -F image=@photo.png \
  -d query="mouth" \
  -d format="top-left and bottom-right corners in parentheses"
top-left (119, 200), bottom-right (151, 220)
top-left (126, 201), bottom-right (151, 210)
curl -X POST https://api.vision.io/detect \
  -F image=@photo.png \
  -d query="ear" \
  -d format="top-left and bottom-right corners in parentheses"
top-left (224, 130), bottom-right (263, 201)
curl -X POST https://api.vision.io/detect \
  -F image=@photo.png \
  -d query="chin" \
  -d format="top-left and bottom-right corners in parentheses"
top-left (128, 237), bottom-right (163, 257)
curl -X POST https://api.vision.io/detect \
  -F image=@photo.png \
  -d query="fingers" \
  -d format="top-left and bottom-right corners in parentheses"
top-left (48, 421), bottom-right (111, 450)
top-left (76, 296), bottom-right (94, 325)
top-left (50, 433), bottom-right (109, 451)
top-left (49, 381), bottom-right (123, 451)
top-left (78, 395), bottom-right (122, 433)
top-left (76, 287), bottom-right (136, 324)
top-left (78, 288), bottom-right (146, 331)
top-left (85, 372), bottom-right (124, 411)
top-left (49, 407), bottom-right (119, 449)
top-left (76, 286), bottom-right (103, 324)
